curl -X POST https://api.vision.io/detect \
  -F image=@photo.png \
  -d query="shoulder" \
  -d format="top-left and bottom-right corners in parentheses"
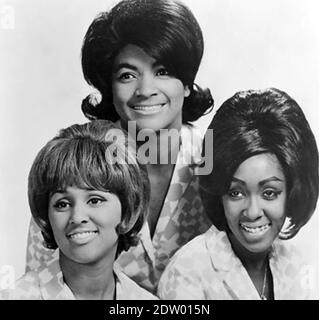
top-left (271, 239), bottom-right (314, 299)
top-left (272, 239), bottom-right (305, 265)
top-left (115, 265), bottom-right (158, 300)
top-left (170, 231), bottom-right (208, 263)
top-left (170, 226), bottom-right (227, 268)
top-left (0, 271), bottom-right (41, 300)
top-left (157, 226), bottom-right (232, 298)
top-left (159, 225), bottom-right (229, 278)
top-left (165, 225), bottom-right (226, 269)
top-left (157, 231), bottom-right (212, 299)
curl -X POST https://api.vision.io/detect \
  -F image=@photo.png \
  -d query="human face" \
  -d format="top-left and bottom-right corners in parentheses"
top-left (48, 186), bottom-right (121, 265)
top-left (222, 153), bottom-right (286, 255)
top-left (112, 44), bottom-right (190, 131)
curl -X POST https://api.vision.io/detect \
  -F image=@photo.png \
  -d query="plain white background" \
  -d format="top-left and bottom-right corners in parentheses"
top-left (1, 0), bottom-right (319, 292)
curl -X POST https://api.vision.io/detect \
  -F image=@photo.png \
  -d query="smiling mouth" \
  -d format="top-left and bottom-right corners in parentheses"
top-left (67, 231), bottom-right (98, 240)
top-left (240, 223), bottom-right (271, 234)
top-left (131, 103), bottom-right (166, 113)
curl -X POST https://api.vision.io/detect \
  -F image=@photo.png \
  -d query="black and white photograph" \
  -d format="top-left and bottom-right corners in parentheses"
top-left (0, 0), bottom-right (318, 305)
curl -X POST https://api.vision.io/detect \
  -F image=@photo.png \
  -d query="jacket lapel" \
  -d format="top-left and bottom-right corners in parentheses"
top-left (205, 227), bottom-right (261, 300)
top-left (154, 125), bottom-right (202, 240)
top-left (38, 255), bottom-right (75, 300)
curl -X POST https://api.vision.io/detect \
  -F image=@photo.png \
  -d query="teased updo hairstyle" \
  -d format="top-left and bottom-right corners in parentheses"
top-left (81, 0), bottom-right (213, 123)
top-left (200, 88), bottom-right (318, 239)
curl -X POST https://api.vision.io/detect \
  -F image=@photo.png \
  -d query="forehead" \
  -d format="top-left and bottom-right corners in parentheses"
top-left (233, 153), bottom-right (285, 182)
top-left (113, 44), bottom-right (157, 69)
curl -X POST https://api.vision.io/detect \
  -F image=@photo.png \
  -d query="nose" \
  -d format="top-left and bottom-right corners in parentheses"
top-left (243, 196), bottom-right (263, 221)
top-left (135, 74), bottom-right (158, 97)
top-left (69, 203), bottom-right (89, 224)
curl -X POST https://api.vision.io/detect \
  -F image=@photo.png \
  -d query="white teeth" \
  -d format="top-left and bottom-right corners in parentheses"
top-left (240, 223), bottom-right (271, 234)
top-left (69, 231), bottom-right (96, 239)
top-left (133, 104), bottom-right (164, 111)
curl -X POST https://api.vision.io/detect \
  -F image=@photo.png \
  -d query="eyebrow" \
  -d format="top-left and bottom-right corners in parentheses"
top-left (113, 62), bottom-right (138, 73)
top-left (231, 176), bottom-right (285, 186)
top-left (113, 61), bottom-right (163, 74)
top-left (52, 189), bottom-right (65, 194)
top-left (51, 187), bottom-right (105, 194)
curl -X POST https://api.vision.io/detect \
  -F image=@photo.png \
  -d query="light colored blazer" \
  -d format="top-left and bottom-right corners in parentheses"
top-left (0, 258), bottom-right (157, 300)
top-left (158, 225), bottom-right (311, 300)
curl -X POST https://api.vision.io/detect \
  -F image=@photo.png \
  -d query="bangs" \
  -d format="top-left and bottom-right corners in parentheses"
top-left (43, 138), bottom-right (123, 195)
top-left (114, 2), bottom-right (194, 83)
top-left (120, 24), bottom-right (180, 76)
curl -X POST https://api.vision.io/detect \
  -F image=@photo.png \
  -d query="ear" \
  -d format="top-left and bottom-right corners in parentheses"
top-left (184, 85), bottom-right (190, 98)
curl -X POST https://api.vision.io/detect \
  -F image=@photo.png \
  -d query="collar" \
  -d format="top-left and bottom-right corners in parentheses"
top-left (204, 226), bottom-right (262, 299)
top-left (38, 258), bottom-right (75, 300)
top-left (137, 222), bottom-right (156, 266)
top-left (205, 225), bottom-right (279, 272)
top-left (179, 124), bottom-right (204, 167)
top-left (113, 261), bottom-right (158, 300)
top-left (115, 120), bottom-right (204, 167)
top-left (204, 225), bottom-right (237, 272)
top-left (204, 225), bottom-right (291, 300)
top-left (37, 257), bottom-right (137, 300)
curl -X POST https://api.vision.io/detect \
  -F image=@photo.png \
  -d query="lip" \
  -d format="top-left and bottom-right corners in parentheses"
top-left (130, 103), bottom-right (167, 115)
top-left (239, 222), bottom-right (271, 235)
top-left (66, 229), bottom-right (98, 245)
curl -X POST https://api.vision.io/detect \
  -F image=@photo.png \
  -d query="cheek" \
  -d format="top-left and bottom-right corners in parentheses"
top-left (172, 85), bottom-right (187, 104)
top-left (222, 200), bottom-right (240, 226)
top-left (48, 212), bottom-right (67, 237)
top-left (268, 201), bottom-right (286, 225)
top-left (48, 211), bottom-right (56, 231)
top-left (112, 83), bottom-right (133, 105)
top-left (162, 80), bottom-right (185, 101)
top-left (104, 214), bottom-right (121, 231)
top-left (99, 203), bottom-right (122, 230)
top-left (112, 87), bottom-right (123, 106)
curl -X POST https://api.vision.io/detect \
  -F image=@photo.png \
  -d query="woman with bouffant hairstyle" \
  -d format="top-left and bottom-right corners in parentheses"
top-left (81, 0), bottom-right (213, 123)
top-left (201, 88), bottom-right (318, 238)
top-left (26, 0), bottom-right (214, 294)
top-left (159, 88), bottom-right (318, 300)
top-left (1, 120), bottom-right (156, 300)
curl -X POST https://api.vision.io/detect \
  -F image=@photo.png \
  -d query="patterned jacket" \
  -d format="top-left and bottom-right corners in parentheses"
top-left (25, 124), bottom-right (211, 294)
top-left (0, 258), bottom-right (157, 300)
top-left (158, 225), bottom-right (311, 300)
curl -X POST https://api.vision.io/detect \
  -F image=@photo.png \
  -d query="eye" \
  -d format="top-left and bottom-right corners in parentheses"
top-left (88, 197), bottom-right (106, 206)
top-left (53, 200), bottom-right (70, 211)
top-left (263, 189), bottom-right (282, 200)
top-left (156, 67), bottom-right (170, 77)
top-left (117, 72), bottom-right (136, 82)
top-left (227, 189), bottom-right (245, 200)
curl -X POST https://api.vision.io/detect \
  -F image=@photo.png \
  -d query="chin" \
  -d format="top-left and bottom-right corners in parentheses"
top-left (68, 253), bottom-right (96, 265)
top-left (133, 119), bottom-right (164, 131)
top-left (243, 241), bottom-right (274, 255)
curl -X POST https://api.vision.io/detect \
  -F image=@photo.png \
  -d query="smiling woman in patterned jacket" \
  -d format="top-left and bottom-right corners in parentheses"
top-left (25, 0), bottom-right (214, 294)
top-left (1, 120), bottom-right (157, 300)
top-left (158, 88), bottom-right (319, 300)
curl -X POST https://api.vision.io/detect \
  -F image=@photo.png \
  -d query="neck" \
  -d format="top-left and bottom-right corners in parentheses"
top-left (59, 251), bottom-right (116, 300)
top-left (125, 122), bottom-right (182, 167)
top-left (228, 232), bottom-right (269, 272)
top-left (228, 233), bottom-right (272, 299)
